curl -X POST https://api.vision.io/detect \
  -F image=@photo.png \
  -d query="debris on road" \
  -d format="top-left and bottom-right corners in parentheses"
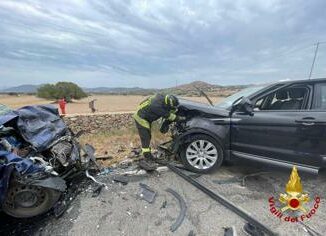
top-left (53, 200), bottom-right (68, 218)
top-left (99, 167), bottom-right (113, 175)
top-left (85, 170), bottom-right (107, 188)
top-left (112, 175), bottom-right (129, 185)
top-left (139, 159), bottom-right (157, 171)
top-left (243, 223), bottom-right (264, 236)
top-left (92, 185), bottom-right (103, 198)
top-left (160, 200), bottom-right (167, 209)
top-left (188, 230), bottom-right (196, 236)
top-left (138, 183), bottom-right (157, 203)
top-left (299, 222), bottom-right (322, 236)
top-left (165, 188), bottom-right (187, 232)
top-left (167, 164), bottom-right (277, 236)
top-left (223, 226), bottom-right (237, 236)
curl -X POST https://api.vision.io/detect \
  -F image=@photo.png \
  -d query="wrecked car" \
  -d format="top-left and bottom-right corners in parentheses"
top-left (172, 78), bottom-right (326, 174)
top-left (0, 104), bottom-right (94, 218)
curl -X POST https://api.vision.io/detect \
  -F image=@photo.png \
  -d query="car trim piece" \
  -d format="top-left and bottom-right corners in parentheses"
top-left (232, 151), bottom-right (319, 174)
top-left (166, 188), bottom-right (187, 232)
top-left (209, 118), bottom-right (242, 122)
top-left (167, 164), bottom-right (277, 236)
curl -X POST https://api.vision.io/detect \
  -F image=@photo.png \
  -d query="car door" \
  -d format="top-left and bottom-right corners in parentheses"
top-left (230, 83), bottom-right (325, 168)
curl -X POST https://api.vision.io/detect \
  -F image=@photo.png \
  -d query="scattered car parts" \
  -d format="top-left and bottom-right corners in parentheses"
top-left (112, 175), bottom-right (129, 185)
top-left (92, 185), bottom-right (103, 198)
top-left (224, 226), bottom-right (237, 236)
top-left (243, 222), bottom-right (264, 236)
top-left (299, 222), bottom-right (322, 236)
top-left (167, 163), bottom-right (277, 236)
top-left (138, 183), bottom-right (156, 203)
top-left (165, 188), bottom-right (187, 232)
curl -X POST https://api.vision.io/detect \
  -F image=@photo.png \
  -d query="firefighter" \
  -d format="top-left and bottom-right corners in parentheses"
top-left (133, 94), bottom-right (183, 170)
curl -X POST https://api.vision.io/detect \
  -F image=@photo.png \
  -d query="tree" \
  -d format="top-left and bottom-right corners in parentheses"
top-left (37, 82), bottom-right (87, 101)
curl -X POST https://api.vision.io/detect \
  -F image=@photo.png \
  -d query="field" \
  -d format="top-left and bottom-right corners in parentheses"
top-left (0, 94), bottom-right (225, 165)
top-left (0, 94), bottom-right (224, 114)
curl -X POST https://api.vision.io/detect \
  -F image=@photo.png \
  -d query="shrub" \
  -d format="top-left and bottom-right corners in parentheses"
top-left (37, 82), bottom-right (87, 101)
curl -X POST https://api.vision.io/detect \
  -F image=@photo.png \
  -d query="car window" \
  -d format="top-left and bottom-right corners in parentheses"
top-left (253, 86), bottom-right (310, 111)
top-left (215, 86), bottom-right (265, 109)
top-left (312, 83), bottom-right (326, 110)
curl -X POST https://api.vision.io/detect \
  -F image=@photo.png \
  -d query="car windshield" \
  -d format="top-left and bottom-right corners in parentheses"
top-left (215, 86), bottom-right (265, 109)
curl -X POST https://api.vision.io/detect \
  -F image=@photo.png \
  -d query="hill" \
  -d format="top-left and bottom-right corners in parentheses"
top-left (1, 81), bottom-right (246, 97)
top-left (84, 87), bottom-right (158, 95)
top-left (1, 84), bottom-right (40, 93)
top-left (163, 81), bottom-right (245, 97)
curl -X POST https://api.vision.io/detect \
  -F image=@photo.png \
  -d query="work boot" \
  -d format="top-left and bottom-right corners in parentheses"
top-left (139, 152), bottom-right (157, 171)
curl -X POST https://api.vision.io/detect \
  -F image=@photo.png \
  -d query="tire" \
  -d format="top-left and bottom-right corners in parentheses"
top-left (180, 134), bottom-right (223, 173)
top-left (2, 182), bottom-right (61, 218)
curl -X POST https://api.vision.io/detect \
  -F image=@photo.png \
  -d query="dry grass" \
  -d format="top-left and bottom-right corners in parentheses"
top-left (79, 123), bottom-right (170, 167)
top-left (0, 94), bottom-right (224, 114)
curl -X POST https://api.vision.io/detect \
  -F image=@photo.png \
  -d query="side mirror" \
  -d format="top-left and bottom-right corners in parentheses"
top-left (230, 97), bottom-right (254, 116)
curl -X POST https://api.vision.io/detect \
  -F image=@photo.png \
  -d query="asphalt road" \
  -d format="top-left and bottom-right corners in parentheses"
top-left (2, 163), bottom-right (326, 236)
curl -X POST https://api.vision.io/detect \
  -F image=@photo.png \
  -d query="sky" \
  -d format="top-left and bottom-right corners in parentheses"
top-left (0, 0), bottom-right (326, 88)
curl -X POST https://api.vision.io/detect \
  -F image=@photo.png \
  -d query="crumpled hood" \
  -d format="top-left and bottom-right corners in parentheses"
top-left (178, 98), bottom-right (229, 117)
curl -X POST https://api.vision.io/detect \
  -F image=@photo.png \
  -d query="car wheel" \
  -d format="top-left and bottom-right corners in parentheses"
top-left (2, 182), bottom-right (61, 218)
top-left (180, 134), bottom-right (223, 173)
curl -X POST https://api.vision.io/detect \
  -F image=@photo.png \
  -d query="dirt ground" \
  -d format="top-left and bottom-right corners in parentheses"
top-left (0, 95), bottom-right (223, 114)
top-left (80, 126), bottom-right (169, 167)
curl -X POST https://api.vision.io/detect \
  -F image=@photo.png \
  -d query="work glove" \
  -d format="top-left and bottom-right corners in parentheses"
top-left (160, 119), bottom-right (171, 134)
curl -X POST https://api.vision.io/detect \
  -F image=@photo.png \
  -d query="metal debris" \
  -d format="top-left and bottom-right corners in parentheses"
top-left (53, 200), bottom-right (67, 218)
top-left (85, 170), bottom-right (107, 188)
top-left (99, 167), bottom-right (113, 175)
top-left (224, 226), bottom-right (237, 236)
top-left (112, 175), bottom-right (129, 185)
top-left (165, 188), bottom-right (187, 232)
top-left (160, 200), bottom-right (167, 209)
top-left (243, 223), bottom-right (264, 236)
top-left (299, 222), bottom-right (322, 236)
top-left (188, 230), bottom-right (196, 236)
top-left (138, 183), bottom-right (157, 203)
top-left (92, 185), bottom-right (103, 198)
top-left (167, 164), bottom-right (277, 236)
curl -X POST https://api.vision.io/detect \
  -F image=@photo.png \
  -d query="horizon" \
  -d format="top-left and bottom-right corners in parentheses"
top-left (0, 80), bottom-right (251, 91)
top-left (1, 1), bottom-right (326, 88)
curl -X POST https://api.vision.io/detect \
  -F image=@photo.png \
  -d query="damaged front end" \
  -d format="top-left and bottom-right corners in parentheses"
top-left (162, 99), bottom-right (230, 173)
top-left (0, 105), bottom-right (95, 218)
top-left (169, 99), bottom-right (230, 153)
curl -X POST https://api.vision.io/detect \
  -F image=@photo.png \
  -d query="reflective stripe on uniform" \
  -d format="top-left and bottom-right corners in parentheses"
top-left (167, 112), bottom-right (177, 121)
top-left (164, 95), bottom-right (169, 105)
top-left (133, 113), bottom-right (151, 129)
top-left (142, 147), bottom-right (151, 154)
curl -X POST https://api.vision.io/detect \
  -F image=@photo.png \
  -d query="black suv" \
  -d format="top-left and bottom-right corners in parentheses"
top-left (173, 78), bottom-right (326, 174)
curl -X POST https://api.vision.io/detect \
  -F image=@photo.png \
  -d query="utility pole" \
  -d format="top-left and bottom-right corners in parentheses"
top-left (309, 41), bottom-right (326, 80)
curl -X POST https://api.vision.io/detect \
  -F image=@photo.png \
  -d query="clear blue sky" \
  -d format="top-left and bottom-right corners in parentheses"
top-left (0, 0), bottom-right (326, 88)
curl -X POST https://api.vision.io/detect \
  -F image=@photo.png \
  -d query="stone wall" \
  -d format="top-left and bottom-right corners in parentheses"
top-left (63, 112), bottom-right (134, 134)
